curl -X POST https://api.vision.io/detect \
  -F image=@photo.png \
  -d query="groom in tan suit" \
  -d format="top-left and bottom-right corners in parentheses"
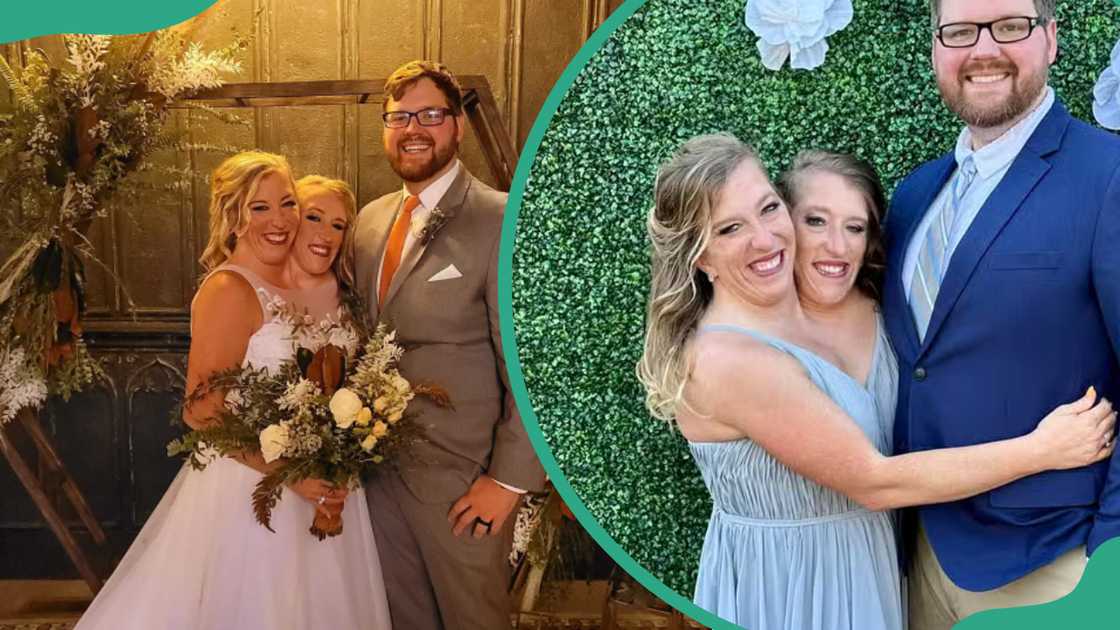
top-left (355, 60), bottom-right (545, 630)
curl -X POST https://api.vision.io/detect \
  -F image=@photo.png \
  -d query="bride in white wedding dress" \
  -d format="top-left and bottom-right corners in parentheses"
top-left (75, 153), bottom-right (392, 630)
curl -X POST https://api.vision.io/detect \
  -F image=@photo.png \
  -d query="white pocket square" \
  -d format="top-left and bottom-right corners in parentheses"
top-left (428, 264), bottom-right (463, 282)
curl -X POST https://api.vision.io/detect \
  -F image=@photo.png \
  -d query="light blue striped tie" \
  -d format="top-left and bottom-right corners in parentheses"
top-left (910, 157), bottom-right (977, 341)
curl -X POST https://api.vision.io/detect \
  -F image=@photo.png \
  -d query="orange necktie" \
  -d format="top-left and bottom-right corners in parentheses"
top-left (379, 195), bottom-right (421, 305)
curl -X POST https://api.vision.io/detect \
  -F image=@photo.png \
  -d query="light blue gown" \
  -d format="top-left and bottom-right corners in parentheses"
top-left (690, 317), bottom-right (901, 630)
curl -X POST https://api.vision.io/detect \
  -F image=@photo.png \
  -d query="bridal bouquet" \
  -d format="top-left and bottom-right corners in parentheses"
top-left (169, 303), bottom-right (447, 539)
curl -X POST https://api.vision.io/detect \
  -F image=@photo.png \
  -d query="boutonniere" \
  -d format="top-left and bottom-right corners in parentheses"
top-left (411, 206), bottom-right (450, 245)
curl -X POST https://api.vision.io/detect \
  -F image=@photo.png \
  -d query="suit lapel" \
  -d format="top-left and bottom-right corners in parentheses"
top-left (889, 156), bottom-right (956, 361)
top-left (359, 194), bottom-right (399, 323)
top-left (918, 102), bottom-right (1069, 358)
top-left (381, 167), bottom-right (473, 309)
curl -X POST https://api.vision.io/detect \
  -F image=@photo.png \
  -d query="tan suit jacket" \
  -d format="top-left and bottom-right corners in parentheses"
top-left (354, 167), bottom-right (545, 501)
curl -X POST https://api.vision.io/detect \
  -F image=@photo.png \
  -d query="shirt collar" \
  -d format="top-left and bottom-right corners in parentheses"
top-left (954, 86), bottom-right (1054, 180)
top-left (402, 159), bottom-right (461, 211)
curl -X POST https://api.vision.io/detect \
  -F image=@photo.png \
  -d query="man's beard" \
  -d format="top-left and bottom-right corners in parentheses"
top-left (387, 133), bottom-right (459, 183)
top-left (938, 60), bottom-right (1048, 129)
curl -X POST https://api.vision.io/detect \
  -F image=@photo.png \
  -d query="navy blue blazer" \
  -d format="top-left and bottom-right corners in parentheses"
top-left (882, 101), bottom-right (1120, 591)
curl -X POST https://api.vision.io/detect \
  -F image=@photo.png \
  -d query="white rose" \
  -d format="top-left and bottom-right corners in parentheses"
top-left (329, 388), bottom-right (362, 429)
top-left (371, 421), bottom-right (389, 438)
top-left (360, 433), bottom-right (378, 452)
top-left (259, 423), bottom-right (290, 463)
top-left (388, 409), bottom-right (403, 424)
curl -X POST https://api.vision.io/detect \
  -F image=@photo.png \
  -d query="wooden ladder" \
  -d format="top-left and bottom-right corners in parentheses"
top-left (0, 408), bottom-right (106, 594)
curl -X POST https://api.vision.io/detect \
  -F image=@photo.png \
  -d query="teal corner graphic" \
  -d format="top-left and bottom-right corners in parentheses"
top-left (956, 538), bottom-right (1120, 629)
top-left (2, 1), bottom-right (217, 43)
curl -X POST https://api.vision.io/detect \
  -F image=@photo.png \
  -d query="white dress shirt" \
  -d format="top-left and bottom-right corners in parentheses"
top-left (375, 159), bottom-right (462, 296)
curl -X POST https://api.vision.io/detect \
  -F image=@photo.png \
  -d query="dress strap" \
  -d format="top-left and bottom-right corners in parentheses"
top-left (697, 323), bottom-right (791, 353)
top-left (191, 264), bottom-right (279, 333)
top-left (697, 323), bottom-right (833, 386)
top-left (210, 264), bottom-right (281, 293)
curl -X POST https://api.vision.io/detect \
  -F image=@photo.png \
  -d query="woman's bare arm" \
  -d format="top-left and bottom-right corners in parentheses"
top-left (686, 334), bottom-right (1115, 511)
top-left (184, 272), bottom-right (347, 504)
top-left (183, 272), bottom-right (277, 476)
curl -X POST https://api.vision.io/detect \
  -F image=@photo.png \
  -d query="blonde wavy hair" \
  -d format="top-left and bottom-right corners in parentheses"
top-left (294, 175), bottom-right (359, 289)
top-left (636, 134), bottom-right (761, 421)
top-left (199, 151), bottom-right (297, 271)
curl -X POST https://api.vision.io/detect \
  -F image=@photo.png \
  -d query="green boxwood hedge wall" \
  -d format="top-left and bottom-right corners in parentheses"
top-left (512, 0), bottom-right (1120, 595)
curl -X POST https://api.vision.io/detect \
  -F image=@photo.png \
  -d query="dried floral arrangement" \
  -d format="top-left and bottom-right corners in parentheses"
top-left (0, 28), bottom-right (244, 423)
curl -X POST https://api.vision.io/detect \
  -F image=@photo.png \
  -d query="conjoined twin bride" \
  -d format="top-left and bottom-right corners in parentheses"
top-left (75, 152), bottom-right (393, 629)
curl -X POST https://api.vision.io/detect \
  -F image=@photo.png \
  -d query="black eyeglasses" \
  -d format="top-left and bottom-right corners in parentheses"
top-left (936, 16), bottom-right (1044, 48)
top-left (381, 107), bottom-right (455, 129)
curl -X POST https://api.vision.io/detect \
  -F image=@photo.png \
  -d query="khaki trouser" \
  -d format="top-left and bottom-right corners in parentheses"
top-left (909, 525), bottom-right (1087, 630)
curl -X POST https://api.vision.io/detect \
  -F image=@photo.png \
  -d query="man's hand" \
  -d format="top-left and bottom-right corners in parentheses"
top-left (447, 474), bottom-right (521, 539)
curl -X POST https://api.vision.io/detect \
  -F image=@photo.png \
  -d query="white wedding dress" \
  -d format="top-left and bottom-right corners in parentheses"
top-left (76, 265), bottom-right (392, 630)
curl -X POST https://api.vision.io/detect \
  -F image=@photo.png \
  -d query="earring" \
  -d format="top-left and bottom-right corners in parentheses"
top-left (706, 271), bottom-right (717, 283)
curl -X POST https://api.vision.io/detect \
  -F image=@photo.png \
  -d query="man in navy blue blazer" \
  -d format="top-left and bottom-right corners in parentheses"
top-left (882, 0), bottom-right (1120, 627)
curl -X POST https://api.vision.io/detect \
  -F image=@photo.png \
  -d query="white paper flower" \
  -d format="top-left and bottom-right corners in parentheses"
top-left (1094, 38), bottom-right (1120, 130)
top-left (259, 423), bottom-right (290, 463)
top-left (329, 388), bottom-right (362, 428)
top-left (744, 0), bottom-right (854, 71)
